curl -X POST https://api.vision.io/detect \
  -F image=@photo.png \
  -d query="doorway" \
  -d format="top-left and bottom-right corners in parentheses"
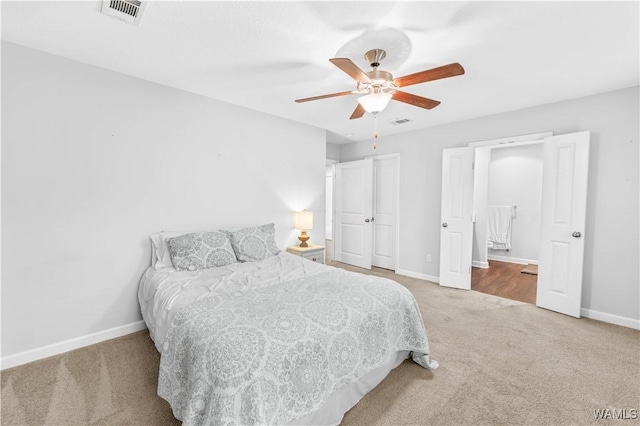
top-left (471, 141), bottom-right (544, 304)
top-left (439, 131), bottom-right (590, 318)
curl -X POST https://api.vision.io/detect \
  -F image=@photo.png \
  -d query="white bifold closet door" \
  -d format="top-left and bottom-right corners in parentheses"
top-left (334, 159), bottom-right (374, 269)
top-left (334, 157), bottom-right (398, 270)
top-left (371, 157), bottom-right (397, 270)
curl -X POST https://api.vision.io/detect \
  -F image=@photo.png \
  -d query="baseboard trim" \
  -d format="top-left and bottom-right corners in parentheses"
top-left (1, 320), bottom-right (147, 370)
top-left (487, 254), bottom-right (538, 265)
top-left (387, 266), bottom-right (639, 330)
top-left (581, 308), bottom-right (640, 330)
top-left (396, 269), bottom-right (439, 284)
top-left (472, 260), bottom-right (489, 269)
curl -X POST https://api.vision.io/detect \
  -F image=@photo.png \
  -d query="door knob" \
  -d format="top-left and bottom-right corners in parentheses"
top-left (365, 218), bottom-right (370, 223)
top-left (572, 231), bottom-right (582, 238)
top-left (442, 223), bottom-right (448, 228)
top-left (370, 217), bottom-right (375, 222)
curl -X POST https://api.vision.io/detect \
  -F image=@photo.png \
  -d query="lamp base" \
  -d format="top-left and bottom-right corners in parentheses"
top-left (298, 230), bottom-right (310, 247)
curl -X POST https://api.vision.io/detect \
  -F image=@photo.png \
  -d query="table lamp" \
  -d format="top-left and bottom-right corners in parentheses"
top-left (294, 210), bottom-right (313, 247)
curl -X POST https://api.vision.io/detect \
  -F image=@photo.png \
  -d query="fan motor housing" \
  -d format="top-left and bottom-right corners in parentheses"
top-left (358, 69), bottom-right (397, 95)
top-left (365, 49), bottom-right (387, 68)
top-left (366, 69), bottom-right (393, 82)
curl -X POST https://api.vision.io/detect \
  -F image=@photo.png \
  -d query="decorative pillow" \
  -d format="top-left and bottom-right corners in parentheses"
top-left (166, 231), bottom-right (237, 271)
top-left (228, 223), bottom-right (279, 262)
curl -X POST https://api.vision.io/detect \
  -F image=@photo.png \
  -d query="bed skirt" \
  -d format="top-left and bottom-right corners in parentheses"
top-left (288, 350), bottom-right (410, 425)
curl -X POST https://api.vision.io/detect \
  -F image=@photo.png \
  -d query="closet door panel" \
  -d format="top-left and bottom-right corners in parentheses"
top-left (334, 159), bottom-right (373, 269)
top-left (372, 157), bottom-right (397, 269)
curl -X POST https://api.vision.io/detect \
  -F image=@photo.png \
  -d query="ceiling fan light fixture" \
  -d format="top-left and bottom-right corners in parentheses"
top-left (295, 49), bottom-right (464, 121)
top-left (357, 92), bottom-right (392, 114)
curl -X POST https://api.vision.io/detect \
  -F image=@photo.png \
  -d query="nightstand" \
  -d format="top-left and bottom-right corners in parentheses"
top-left (286, 244), bottom-right (325, 264)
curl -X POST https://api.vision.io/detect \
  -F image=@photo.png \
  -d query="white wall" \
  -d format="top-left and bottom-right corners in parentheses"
top-left (340, 86), bottom-right (640, 324)
top-left (326, 142), bottom-right (341, 161)
top-left (487, 143), bottom-right (544, 262)
top-left (1, 42), bottom-right (326, 358)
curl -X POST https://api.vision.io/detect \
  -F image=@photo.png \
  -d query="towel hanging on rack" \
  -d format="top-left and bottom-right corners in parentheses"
top-left (488, 205), bottom-right (515, 250)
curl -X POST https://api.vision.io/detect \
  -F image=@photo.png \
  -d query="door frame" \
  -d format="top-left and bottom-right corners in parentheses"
top-left (468, 131), bottom-right (553, 148)
top-left (469, 132), bottom-right (552, 270)
top-left (365, 153), bottom-right (401, 271)
top-left (325, 160), bottom-right (338, 242)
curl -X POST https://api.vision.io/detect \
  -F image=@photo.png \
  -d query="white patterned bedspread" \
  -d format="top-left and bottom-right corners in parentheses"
top-left (139, 251), bottom-right (329, 352)
top-left (143, 252), bottom-right (437, 425)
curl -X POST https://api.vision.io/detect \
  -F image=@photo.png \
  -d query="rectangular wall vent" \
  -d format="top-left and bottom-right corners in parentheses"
top-left (101, 0), bottom-right (145, 25)
top-left (390, 118), bottom-right (412, 126)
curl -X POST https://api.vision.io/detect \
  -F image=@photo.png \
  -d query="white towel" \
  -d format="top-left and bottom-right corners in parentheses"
top-left (488, 206), bottom-right (514, 250)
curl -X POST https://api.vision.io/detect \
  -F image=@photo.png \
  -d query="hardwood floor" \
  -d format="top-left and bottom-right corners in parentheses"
top-left (327, 239), bottom-right (535, 304)
top-left (472, 260), bottom-right (537, 304)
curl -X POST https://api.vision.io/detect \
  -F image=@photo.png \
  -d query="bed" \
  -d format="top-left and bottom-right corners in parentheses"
top-left (139, 225), bottom-right (438, 425)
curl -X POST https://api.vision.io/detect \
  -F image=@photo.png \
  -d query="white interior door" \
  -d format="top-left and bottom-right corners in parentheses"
top-left (439, 147), bottom-right (474, 289)
top-left (334, 159), bottom-right (373, 269)
top-left (537, 131), bottom-right (590, 317)
top-left (372, 157), bottom-right (397, 270)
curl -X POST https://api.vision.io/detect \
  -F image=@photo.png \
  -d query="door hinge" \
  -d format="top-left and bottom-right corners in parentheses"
top-left (472, 161), bottom-right (474, 170)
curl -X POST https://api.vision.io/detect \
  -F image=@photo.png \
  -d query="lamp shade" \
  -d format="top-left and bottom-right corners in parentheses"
top-left (357, 93), bottom-right (392, 113)
top-left (294, 210), bottom-right (313, 230)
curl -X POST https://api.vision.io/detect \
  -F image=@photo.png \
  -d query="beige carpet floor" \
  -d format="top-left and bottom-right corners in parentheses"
top-left (2, 262), bottom-right (639, 425)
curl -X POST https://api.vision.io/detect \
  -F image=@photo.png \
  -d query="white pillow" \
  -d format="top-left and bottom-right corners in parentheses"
top-left (150, 231), bottom-right (189, 270)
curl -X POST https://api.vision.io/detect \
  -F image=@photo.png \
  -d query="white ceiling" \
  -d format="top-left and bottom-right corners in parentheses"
top-left (2, 1), bottom-right (638, 143)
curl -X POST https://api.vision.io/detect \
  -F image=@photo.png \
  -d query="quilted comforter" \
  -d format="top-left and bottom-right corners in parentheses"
top-left (157, 266), bottom-right (437, 425)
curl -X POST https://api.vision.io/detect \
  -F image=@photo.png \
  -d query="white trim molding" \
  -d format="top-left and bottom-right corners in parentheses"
top-left (472, 260), bottom-right (489, 269)
top-left (396, 269), bottom-right (439, 284)
top-left (1, 320), bottom-right (147, 370)
top-left (487, 254), bottom-right (538, 265)
top-left (581, 309), bottom-right (640, 330)
top-left (467, 131), bottom-right (553, 147)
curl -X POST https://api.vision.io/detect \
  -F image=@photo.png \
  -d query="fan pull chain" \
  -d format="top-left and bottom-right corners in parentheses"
top-left (373, 113), bottom-right (378, 150)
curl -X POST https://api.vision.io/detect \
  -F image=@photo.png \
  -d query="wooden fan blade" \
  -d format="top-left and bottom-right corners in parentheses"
top-left (349, 103), bottom-right (366, 120)
top-left (394, 63), bottom-right (465, 88)
top-left (392, 91), bottom-right (441, 109)
top-left (295, 90), bottom-right (353, 103)
top-left (329, 58), bottom-right (372, 83)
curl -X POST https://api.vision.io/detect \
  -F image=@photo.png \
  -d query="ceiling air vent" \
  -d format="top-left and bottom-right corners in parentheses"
top-left (390, 118), bottom-right (412, 126)
top-left (101, 0), bottom-right (145, 25)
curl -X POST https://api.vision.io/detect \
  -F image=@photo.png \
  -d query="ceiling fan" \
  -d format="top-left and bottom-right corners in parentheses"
top-left (295, 49), bottom-right (465, 119)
